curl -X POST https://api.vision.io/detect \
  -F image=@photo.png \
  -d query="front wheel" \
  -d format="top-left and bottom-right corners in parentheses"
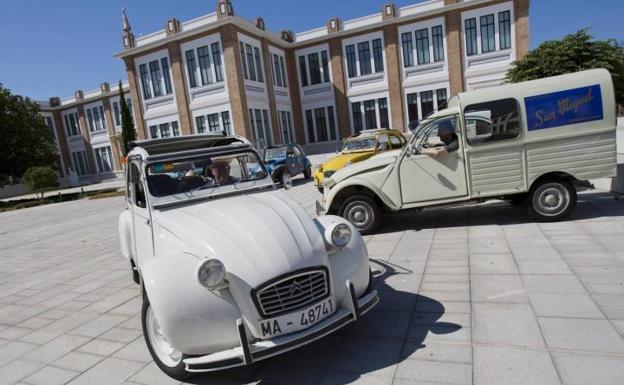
top-left (339, 194), bottom-right (382, 235)
top-left (527, 178), bottom-right (577, 221)
top-left (281, 172), bottom-right (293, 190)
top-left (142, 296), bottom-right (191, 381)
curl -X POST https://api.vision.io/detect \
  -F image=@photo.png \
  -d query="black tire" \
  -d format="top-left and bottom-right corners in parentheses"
top-left (281, 172), bottom-right (293, 190)
top-left (527, 178), bottom-right (577, 222)
top-left (339, 194), bottom-right (382, 235)
top-left (130, 260), bottom-right (140, 285)
top-left (141, 295), bottom-right (192, 381)
top-left (303, 165), bottom-right (312, 180)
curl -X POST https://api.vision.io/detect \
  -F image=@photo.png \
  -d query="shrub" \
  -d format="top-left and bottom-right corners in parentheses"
top-left (21, 167), bottom-right (59, 198)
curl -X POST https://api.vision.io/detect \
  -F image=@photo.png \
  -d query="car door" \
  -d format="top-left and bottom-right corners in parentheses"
top-left (293, 145), bottom-right (305, 174)
top-left (128, 161), bottom-right (153, 266)
top-left (398, 115), bottom-right (469, 205)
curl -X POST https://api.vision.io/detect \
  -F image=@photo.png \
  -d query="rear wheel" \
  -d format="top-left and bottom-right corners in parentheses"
top-left (303, 165), bottom-right (312, 180)
top-left (527, 178), bottom-right (576, 221)
top-left (281, 172), bottom-right (293, 190)
top-left (339, 194), bottom-right (382, 235)
top-left (142, 296), bottom-right (191, 381)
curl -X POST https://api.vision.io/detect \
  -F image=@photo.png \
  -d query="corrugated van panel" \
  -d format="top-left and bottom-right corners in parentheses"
top-left (526, 131), bottom-right (616, 184)
top-left (468, 149), bottom-right (525, 196)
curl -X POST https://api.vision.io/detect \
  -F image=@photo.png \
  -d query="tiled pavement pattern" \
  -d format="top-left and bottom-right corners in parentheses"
top-left (1, 178), bottom-right (624, 385)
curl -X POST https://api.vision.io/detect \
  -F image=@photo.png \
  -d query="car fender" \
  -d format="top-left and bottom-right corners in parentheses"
top-left (118, 209), bottom-right (134, 262)
top-left (313, 215), bottom-right (370, 308)
top-left (325, 177), bottom-right (399, 213)
top-left (140, 253), bottom-right (242, 355)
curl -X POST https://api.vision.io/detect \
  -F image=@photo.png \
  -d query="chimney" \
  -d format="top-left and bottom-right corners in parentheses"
top-left (254, 17), bottom-right (265, 30)
top-left (166, 18), bottom-right (181, 35)
top-left (49, 97), bottom-right (61, 107)
top-left (74, 90), bottom-right (84, 101)
top-left (216, 0), bottom-right (234, 19)
top-left (281, 30), bottom-right (294, 43)
top-left (100, 82), bottom-right (110, 93)
top-left (382, 3), bottom-right (397, 20)
top-left (327, 17), bottom-right (341, 34)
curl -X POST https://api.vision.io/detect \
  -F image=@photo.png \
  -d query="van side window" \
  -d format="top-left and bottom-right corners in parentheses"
top-left (129, 163), bottom-right (146, 209)
top-left (464, 98), bottom-right (520, 145)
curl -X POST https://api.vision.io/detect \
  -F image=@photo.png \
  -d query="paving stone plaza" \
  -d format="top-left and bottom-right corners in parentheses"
top-left (1, 179), bottom-right (624, 385)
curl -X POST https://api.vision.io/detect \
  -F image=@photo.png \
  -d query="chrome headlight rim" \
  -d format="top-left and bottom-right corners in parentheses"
top-left (324, 222), bottom-right (352, 250)
top-left (196, 258), bottom-right (228, 290)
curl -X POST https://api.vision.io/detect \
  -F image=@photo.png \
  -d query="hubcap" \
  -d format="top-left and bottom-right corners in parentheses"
top-left (534, 183), bottom-right (569, 217)
top-left (346, 203), bottom-right (372, 229)
top-left (146, 306), bottom-right (182, 367)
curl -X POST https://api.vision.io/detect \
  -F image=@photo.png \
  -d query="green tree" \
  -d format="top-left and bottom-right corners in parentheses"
top-left (119, 80), bottom-right (136, 156)
top-left (506, 29), bottom-right (624, 106)
top-left (22, 166), bottom-right (59, 198)
top-left (0, 84), bottom-right (58, 181)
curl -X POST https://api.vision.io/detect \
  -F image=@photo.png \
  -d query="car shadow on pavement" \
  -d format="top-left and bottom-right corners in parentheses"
top-left (374, 191), bottom-right (624, 234)
top-left (188, 260), bottom-right (461, 385)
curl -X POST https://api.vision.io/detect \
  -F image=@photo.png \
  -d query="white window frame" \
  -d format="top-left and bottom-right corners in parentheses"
top-left (191, 104), bottom-right (233, 135)
top-left (461, 1), bottom-right (515, 59)
top-left (135, 49), bottom-right (175, 105)
top-left (403, 81), bottom-right (450, 126)
top-left (110, 93), bottom-right (133, 133)
top-left (398, 17), bottom-right (447, 71)
top-left (348, 92), bottom-right (392, 134)
top-left (302, 102), bottom-right (338, 144)
top-left (247, 101), bottom-right (273, 147)
top-left (342, 31), bottom-right (386, 79)
top-left (277, 107), bottom-right (295, 144)
top-left (238, 34), bottom-right (265, 87)
top-left (61, 108), bottom-right (81, 138)
top-left (268, 45), bottom-right (289, 91)
top-left (181, 33), bottom-right (226, 92)
top-left (145, 114), bottom-right (180, 139)
top-left (295, 43), bottom-right (332, 94)
top-left (93, 144), bottom-right (115, 173)
top-left (83, 101), bottom-right (108, 134)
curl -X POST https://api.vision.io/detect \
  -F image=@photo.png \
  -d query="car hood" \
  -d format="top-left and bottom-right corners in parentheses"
top-left (330, 149), bottom-right (401, 184)
top-left (321, 151), bottom-right (375, 171)
top-left (151, 190), bottom-right (327, 288)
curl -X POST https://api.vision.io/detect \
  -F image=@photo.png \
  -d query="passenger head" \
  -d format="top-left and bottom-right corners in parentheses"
top-left (211, 160), bottom-right (232, 185)
top-left (437, 119), bottom-right (456, 145)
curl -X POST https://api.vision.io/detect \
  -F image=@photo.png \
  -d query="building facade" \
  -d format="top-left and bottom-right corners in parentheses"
top-left (117, 0), bottom-right (529, 152)
top-left (38, 82), bottom-right (134, 184)
top-left (40, 0), bottom-right (529, 184)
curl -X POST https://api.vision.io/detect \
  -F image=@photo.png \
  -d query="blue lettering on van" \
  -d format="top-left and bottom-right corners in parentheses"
top-left (524, 84), bottom-right (603, 131)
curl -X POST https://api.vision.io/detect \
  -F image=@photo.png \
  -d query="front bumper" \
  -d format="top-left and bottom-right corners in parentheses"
top-left (183, 280), bottom-right (378, 372)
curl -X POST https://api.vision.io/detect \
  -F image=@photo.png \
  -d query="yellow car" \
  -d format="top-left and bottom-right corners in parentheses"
top-left (314, 129), bottom-right (406, 192)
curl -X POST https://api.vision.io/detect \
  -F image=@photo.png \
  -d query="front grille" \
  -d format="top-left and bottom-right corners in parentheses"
top-left (254, 268), bottom-right (329, 317)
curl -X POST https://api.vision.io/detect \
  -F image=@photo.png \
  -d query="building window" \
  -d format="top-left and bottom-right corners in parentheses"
top-left (113, 102), bottom-right (121, 126)
top-left (139, 64), bottom-right (151, 99)
top-left (363, 100), bottom-right (376, 130)
top-left (309, 53), bottom-right (321, 85)
top-left (480, 14), bottom-right (496, 53)
top-left (432, 25), bottom-right (444, 62)
top-left (211, 42), bottom-right (223, 82)
top-left (345, 45), bottom-right (357, 78)
top-left (420, 90), bottom-right (434, 119)
top-left (272, 54), bottom-right (283, 87)
top-left (401, 32), bottom-right (414, 67)
top-left (94, 146), bottom-right (113, 173)
top-left (350, 102), bottom-right (362, 134)
top-left (240, 42), bottom-right (248, 79)
top-left (315, 108), bottom-right (328, 142)
top-left (279, 56), bottom-right (288, 86)
top-left (207, 113), bottom-right (220, 132)
top-left (149, 121), bottom-right (180, 139)
top-left (357, 41), bottom-right (372, 75)
top-left (465, 18), bottom-right (478, 56)
top-left (407, 93), bottom-right (419, 129)
top-left (63, 112), bottom-right (80, 137)
top-left (254, 47), bottom-right (264, 82)
top-left (196, 116), bottom-right (206, 133)
top-left (171, 121), bottom-right (180, 137)
top-left (299, 55), bottom-right (308, 87)
top-left (249, 108), bottom-right (271, 147)
top-left (139, 57), bottom-right (173, 100)
top-left (197, 46), bottom-right (213, 85)
top-left (321, 51), bottom-right (330, 82)
top-left (378, 98), bottom-right (389, 128)
top-left (372, 39), bottom-right (384, 73)
top-left (305, 106), bottom-right (337, 143)
top-left (222, 111), bottom-right (231, 135)
top-left (159, 123), bottom-right (171, 138)
top-left (86, 105), bottom-right (106, 132)
top-left (415, 29), bottom-right (430, 64)
top-left (499, 11), bottom-right (511, 49)
top-left (436, 89), bottom-right (448, 109)
top-left (246, 45), bottom-right (256, 81)
top-left (280, 110), bottom-right (294, 143)
top-left (72, 151), bottom-right (88, 176)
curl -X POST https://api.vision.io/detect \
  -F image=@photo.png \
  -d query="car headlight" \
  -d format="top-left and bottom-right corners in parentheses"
top-left (325, 222), bottom-right (352, 249)
top-left (197, 259), bottom-right (228, 289)
top-left (323, 170), bottom-right (335, 178)
top-left (323, 178), bottom-right (336, 190)
top-left (318, 165), bottom-right (324, 172)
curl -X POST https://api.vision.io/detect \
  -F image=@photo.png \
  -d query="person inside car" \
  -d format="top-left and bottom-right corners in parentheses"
top-left (420, 119), bottom-right (458, 158)
top-left (211, 160), bottom-right (239, 186)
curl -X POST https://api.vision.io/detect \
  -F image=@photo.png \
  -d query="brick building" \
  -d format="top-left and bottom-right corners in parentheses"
top-left (40, 0), bottom-right (529, 184)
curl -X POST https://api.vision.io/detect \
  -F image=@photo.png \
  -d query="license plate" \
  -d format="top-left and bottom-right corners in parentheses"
top-left (258, 297), bottom-right (334, 339)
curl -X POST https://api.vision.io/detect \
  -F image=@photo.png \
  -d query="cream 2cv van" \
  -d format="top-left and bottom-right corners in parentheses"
top-left (320, 69), bottom-right (617, 234)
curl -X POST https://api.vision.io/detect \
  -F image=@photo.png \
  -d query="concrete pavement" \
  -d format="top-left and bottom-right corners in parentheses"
top-left (1, 178), bottom-right (624, 385)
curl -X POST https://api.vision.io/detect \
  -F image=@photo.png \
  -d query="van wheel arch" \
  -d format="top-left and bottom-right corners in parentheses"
top-left (529, 172), bottom-right (578, 190)
top-left (328, 185), bottom-right (386, 215)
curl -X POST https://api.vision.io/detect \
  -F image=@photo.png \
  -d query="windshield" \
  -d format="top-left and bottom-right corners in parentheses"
top-left (263, 146), bottom-right (287, 161)
top-left (343, 137), bottom-right (377, 152)
top-left (146, 151), bottom-right (267, 199)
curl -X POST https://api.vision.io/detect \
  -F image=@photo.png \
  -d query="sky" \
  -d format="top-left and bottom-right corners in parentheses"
top-left (1, 0), bottom-right (622, 100)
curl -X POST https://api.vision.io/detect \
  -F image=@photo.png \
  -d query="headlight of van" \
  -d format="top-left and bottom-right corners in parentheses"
top-left (324, 223), bottom-right (352, 250)
top-left (324, 178), bottom-right (336, 190)
top-left (323, 170), bottom-right (335, 178)
top-left (197, 259), bottom-right (228, 290)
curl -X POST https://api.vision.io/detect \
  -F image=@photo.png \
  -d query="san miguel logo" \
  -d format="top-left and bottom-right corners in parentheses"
top-left (525, 84), bottom-right (603, 131)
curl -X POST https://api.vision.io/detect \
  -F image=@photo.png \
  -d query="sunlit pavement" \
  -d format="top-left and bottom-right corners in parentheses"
top-left (1, 178), bottom-right (624, 385)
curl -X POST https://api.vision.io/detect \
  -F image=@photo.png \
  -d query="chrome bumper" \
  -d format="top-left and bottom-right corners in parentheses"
top-left (184, 280), bottom-right (378, 372)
